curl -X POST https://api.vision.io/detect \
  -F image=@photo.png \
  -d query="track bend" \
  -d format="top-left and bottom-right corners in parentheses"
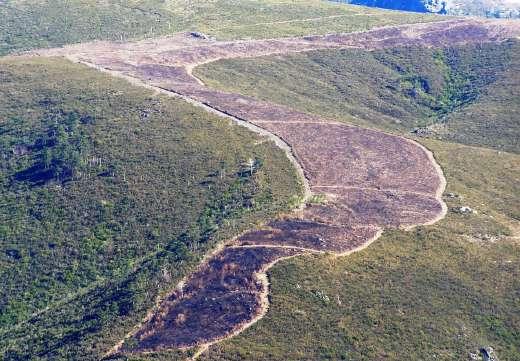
top-left (25, 18), bottom-right (520, 356)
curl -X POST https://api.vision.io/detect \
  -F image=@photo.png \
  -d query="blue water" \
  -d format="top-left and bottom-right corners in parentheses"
top-left (328, 0), bottom-right (430, 13)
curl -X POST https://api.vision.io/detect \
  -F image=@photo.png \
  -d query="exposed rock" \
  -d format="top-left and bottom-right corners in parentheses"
top-left (189, 31), bottom-right (212, 40)
top-left (314, 290), bottom-right (330, 304)
top-left (480, 346), bottom-right (499, 361)
top-left (464, 233), bottom-right (501, 243)
top-left (469, 351), bottom-right (480, 361)
top-left (411, 127), bottom-right (433, 137)
top-left (452, 206), bottom-right (475, 214)
top-left (478, 233), bottom-right (498, 242)
top-left (411, 122), bottom-right (448, 138)
top-left (334, 0), bottom-right (520, 18)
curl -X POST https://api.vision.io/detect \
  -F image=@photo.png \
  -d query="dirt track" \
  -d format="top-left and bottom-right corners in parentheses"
top-left (24, 18), bottom-right (520, 356)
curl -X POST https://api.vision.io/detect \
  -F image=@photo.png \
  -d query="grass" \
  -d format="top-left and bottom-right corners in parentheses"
top-left (197, 140), bottom-right (520, 361)
top-left (196, 40), bottom-right (520, 153)
top-left (0, 0), bottom-right (441, 55)
top-left (0, 57), bottom-right (302, 360)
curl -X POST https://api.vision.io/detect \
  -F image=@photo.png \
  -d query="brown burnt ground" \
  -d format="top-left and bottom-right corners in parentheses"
top-left (237, 219), bottom-right (380, 253)
top-left (31, 18), bottom-right (520, 68)
top-left (26, 18), bottom-right (520, 356)
top-left (123, 247), bottom-right (303, 352)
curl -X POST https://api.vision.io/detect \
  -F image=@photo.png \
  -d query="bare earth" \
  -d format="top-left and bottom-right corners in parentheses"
top-left (23, 18), bottom-right (520, 356)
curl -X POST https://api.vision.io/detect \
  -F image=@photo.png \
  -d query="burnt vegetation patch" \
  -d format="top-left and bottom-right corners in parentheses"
top-left (237, 219), bottom-right (378, 253)
top-left (5, 16), bottom-right (519, 361)
top-left (123, 247), bottom-right (302, 352)
top-left (197, 38), bottom-right (520, 152)
top-left (57, 21), bottom-right (520, 356)
top-left (0, 57), bottom-right (301, 360)
top-left (77, 22), bottom-right (486, 356)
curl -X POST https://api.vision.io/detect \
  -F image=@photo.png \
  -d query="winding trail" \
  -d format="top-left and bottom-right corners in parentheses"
top-left (24, 17), bottom-right (520, 358)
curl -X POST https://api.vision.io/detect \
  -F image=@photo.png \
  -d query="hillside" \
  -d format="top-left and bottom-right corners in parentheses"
top-left (16, 18), bottom-right (515, 361)
top-left (1, 2), bottom-right (519, 361)
top-left (0, 0), bottom-right (439, 56)
top-left (187, 30), bottom-right (520, 361)
top-left (199, 139), bottom-right (520, 361)
top-left (0, 57), bottom-right (301, 360)
top-left (196, 40), bottom-right (520, 153)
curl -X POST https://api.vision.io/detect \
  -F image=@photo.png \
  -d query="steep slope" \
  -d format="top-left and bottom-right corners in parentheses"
top-left (196, 39), bottom-right (520, 153)
top-left (199, 140), bottom-right (520, 361)
top-left (1, 5), bottom-right (519, 361)
top-left (0, 57), bottom-right (302, 360)
top-left (21, 18), bottom-right (520, 360)
top-left (185, 21), bottom-right (520, 361)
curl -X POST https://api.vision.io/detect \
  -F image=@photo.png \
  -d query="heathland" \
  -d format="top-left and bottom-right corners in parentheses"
top-left (0, 0), bottom-right (440, 55)
top-left (188, 40), bottom-right (520, 360)
top-left (0, 57), bottom-right (302, 360)
top-left (1, 1), bottom-right (518, 361)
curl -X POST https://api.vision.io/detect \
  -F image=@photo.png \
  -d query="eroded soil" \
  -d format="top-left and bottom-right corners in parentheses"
top-left (25, 18), bottom-right (520, 355)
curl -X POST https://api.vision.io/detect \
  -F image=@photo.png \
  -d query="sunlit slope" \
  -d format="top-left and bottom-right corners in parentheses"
top-left (0, 57), bottom-right (301, 360)
top-left (185, 38), bottom-right (520, 361)
top-left (0, 0), bottom-right (441, 55)
top-left (196, 39), bottom-right (520, 153)
top-left (195, 120), bottom-right (520, 361)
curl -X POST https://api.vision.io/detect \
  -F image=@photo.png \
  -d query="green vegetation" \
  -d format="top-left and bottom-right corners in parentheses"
top-left (188, 39), bottom-right (520, 360)
top-left (198, 140), bottom-right (520, 361)
top-left (0, 57), bottom-right (302, 360)
top-left (1, 3), bottom-right (516, 360)
top-left (196, 39), bottom-right (520, 153)
top-left (0, 0), bottom-right (440, 55)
